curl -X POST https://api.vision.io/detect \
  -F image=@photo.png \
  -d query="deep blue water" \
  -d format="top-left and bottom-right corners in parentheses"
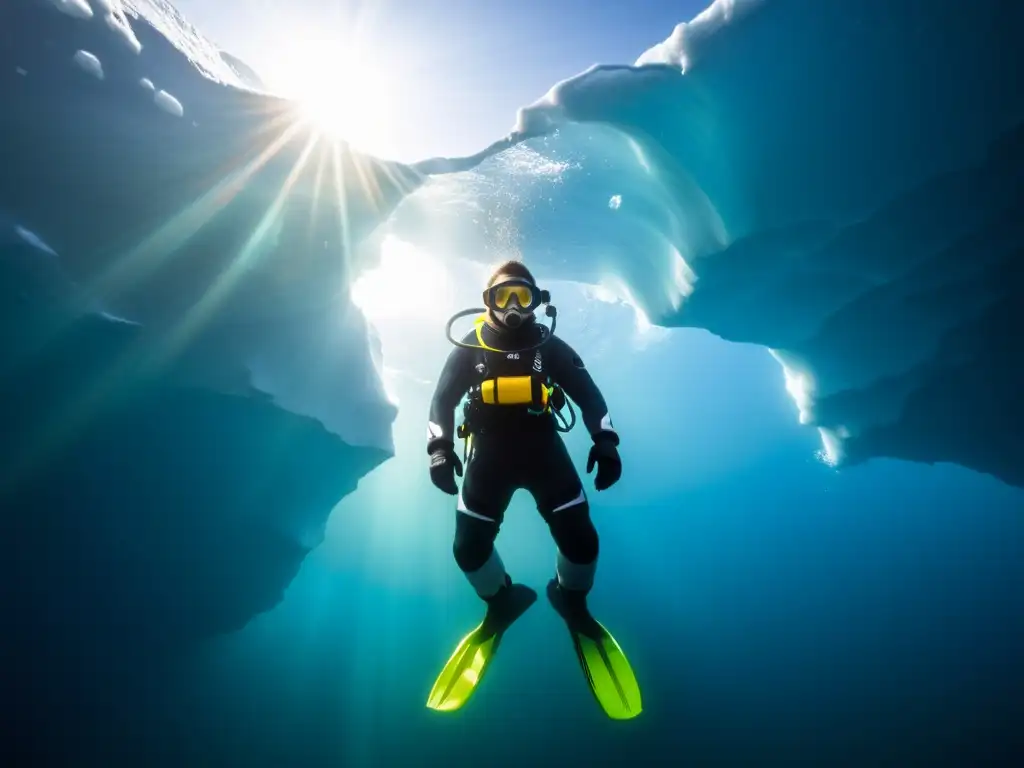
top-left (67, 290), bottom-right (1019, 766)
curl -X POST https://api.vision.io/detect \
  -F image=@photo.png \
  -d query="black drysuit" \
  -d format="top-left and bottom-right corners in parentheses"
top-left (427, 319), bottom-right (619, 594)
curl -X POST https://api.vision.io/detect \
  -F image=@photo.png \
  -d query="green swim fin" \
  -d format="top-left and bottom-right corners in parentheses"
top-left (547, 579), bottom-right (643, 720)
top-left (426, 582), bottom-right (537, 712)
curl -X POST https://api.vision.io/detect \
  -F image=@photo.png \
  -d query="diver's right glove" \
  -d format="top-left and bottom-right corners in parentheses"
top-left (587, 436), bottom-right (621, 491)
top-left (429, 442), bottom-right (463, 495)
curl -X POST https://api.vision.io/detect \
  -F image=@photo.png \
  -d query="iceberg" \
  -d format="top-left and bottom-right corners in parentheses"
top-left (3, 0), bottom-right (419, 451)
top-left (1, 0), bottom-right (408, 664)
top-left (398, 0), bottom-right (1024, 486)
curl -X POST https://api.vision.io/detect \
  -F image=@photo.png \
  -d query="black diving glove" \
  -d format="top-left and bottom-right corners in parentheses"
top-left (586, 437), bottom-right (621, 491)
top-left (429, 443), bottom-right (463, 496)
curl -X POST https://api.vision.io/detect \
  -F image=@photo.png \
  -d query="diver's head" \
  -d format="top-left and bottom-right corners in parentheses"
top-left (483, 260), bottom-right (545, 331)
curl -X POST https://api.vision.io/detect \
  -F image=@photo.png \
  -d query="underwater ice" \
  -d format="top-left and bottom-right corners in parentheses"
top-left (72, 49), bottom-right (103, 79)
top-left (153, 87), bottom-right (183, 116)
top-left (1, 0), bottom-right (1022, 663)
top-left (49, 0), bottom-right (94, 20)
top-left (400, 0), bottom-right (1024, 487)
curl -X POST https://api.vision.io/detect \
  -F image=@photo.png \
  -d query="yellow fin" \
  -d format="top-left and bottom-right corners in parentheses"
top-left (426, 623), bottom-right (499, 712)
top-left (573, 621), bottom-right (643, 720)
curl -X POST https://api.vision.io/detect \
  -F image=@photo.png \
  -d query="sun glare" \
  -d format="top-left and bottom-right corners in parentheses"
top-left (351, 236), bottom-right (454, 323)
top-left (272, 42), bottom-right (400, 158)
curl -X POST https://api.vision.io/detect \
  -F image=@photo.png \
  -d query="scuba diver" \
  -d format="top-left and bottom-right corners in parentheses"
top-left (424, 260), bottom-right (642, 720)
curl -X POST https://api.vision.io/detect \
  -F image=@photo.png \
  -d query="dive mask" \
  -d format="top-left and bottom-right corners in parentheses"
top-left (484, 279), bottom-right (550, 329)
top-left (483, 279), bottom-right (549, 313)
top-left (446, 280), bottom-right (558, 352)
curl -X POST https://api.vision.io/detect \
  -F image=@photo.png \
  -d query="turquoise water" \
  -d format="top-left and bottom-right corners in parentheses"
top-left (150, 287), bottom-right (1023, 766)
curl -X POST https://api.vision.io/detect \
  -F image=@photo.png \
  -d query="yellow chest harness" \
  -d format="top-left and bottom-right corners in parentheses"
top-left (472, 316), bottom-right (553, 412)
top-left (456, 317), bottom-right (576, 446)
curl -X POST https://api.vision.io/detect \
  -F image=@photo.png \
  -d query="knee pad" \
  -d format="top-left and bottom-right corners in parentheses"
top-left (453, 516), bottom-right (496, 573)
top-left (549, 503), bottom-right (599, 564)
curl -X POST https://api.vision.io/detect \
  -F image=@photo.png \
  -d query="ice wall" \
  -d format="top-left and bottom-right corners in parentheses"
top-left (401, 0), bottom-right (1024, 486)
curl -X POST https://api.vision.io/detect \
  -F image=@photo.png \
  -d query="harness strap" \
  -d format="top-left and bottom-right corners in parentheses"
top-left (473, 316), bottom-right (502, 353)
top-left (462, 317), bottom-right (574, 432)
top-left (527, 378), bottom-right (555, 416)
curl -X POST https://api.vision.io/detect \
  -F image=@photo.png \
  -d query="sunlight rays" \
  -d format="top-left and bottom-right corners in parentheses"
top-left (159, 132), bottom-right (323, 362)
top-left (5, 0), bottom-right (425, 496)
top-left (1, 97), bottom-right (420, 493)
top-left (89, 107), bottom-right (306, 303)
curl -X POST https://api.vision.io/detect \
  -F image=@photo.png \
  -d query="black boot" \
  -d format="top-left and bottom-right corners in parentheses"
top-left (546, 578), bottom-right (603, 639)
top-left (481, 575), bottom-right (537, 636)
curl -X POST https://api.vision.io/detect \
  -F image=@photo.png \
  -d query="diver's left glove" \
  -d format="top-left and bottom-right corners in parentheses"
top-left (429, 441), bottom-right (463, 496)
top-left (586, 436), bottom-right (621, 491)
